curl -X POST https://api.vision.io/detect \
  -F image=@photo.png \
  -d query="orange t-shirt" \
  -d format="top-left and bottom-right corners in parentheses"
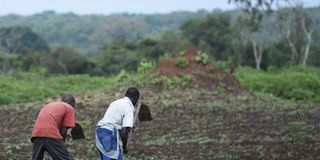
top-left (32, 101), bottom-right (75, 139)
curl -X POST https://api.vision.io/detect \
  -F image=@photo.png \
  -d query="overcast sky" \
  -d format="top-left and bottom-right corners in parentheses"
top-left (0, 0), bottom-right (319, 16)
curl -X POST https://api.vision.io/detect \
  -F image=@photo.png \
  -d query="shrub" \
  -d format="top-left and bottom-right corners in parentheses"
top-left (137, 59), bottom-right (155, 73)
top-left (235, 66), bottom-right (320, 103)
top-left (195, 50), bottom-right (209, 64)
top-left (175, 57), bottom-right (188, 68)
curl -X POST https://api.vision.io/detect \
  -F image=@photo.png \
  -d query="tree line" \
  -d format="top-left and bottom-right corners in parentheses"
top-left (0, 1), bottom-right (319, 76)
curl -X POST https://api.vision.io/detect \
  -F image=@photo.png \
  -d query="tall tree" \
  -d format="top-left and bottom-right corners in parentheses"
top-left (0, 26), bottom-right (50, 54)
top-left (42, 46), bottom-right (90, 74)
top-left (181, 13), bottom-right (233, 60)
top-left (229, 0), bottom-right (277, 69)
top-left (232, 15), bottom-right (250, 66)
top-left (276, 0), bottom-right (313, 65)
top-left (97, 40), bottom-right (140, 75)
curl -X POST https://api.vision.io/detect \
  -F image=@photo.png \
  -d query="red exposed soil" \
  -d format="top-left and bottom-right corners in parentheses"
top-left (155, 48), bottom-right (246, 93)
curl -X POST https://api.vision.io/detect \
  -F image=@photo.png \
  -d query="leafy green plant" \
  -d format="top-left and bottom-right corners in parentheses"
top-left (175, 57), bottom-right (188, 68)
top-left (256, 145), bottom-right (265, 160)
top-left (285, 121), bottom-right (312, 144)
top-left (218, 133), bottom-right (229, 143)
top-left (137, 59), bottom-right (155, 73)
top-left (166, 75), bottom-right (193, 89)
top-left (116, 69), bottom-right (129, 82)
top-left (195, 50), bottom-right (209, 64)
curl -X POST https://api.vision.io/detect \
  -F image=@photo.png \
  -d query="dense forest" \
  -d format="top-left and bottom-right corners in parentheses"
top-left (0, 6), bottom-right (319, 76)
top-left (0, 10), bottom-right (211, 54)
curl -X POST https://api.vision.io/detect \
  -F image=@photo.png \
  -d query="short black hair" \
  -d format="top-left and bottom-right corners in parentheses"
top-left (125, 87), bottom-right (140, 105)
top-left (61, 93), bottom-right (75, 107)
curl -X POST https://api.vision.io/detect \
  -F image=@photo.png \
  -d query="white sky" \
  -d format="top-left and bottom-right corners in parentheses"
top-left (0, 0), bottom-right (319, 15)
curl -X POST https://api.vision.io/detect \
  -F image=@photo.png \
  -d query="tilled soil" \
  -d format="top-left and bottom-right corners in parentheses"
top-left (0, 85), bottom-right (320, 160)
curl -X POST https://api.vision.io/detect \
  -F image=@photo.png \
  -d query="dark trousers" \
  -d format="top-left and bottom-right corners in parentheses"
top-left (31, 137), bottom-right (72, 160)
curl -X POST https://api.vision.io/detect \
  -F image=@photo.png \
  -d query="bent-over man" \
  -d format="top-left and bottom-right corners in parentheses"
top-left (31, 93), bottom-right (76, 160)
top-left (96, 87), bottom-right (140, 160)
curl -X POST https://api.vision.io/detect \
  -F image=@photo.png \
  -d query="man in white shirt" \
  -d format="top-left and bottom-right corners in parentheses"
top-left (96, 87), bottom-right (140, 160)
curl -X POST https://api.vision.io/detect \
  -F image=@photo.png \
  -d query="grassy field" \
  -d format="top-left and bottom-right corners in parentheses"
top-left (0, 72), bottom-right (121, 104)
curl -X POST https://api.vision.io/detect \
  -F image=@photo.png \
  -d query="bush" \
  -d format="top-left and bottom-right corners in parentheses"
top-left (137, 59), bottom-right (155, 73)
top-left (235, 66), bottom-right (320, 103)
top-left (175, 57), bottom-right (188, 68)
top-left (194, 50), bottom-right (209, 64)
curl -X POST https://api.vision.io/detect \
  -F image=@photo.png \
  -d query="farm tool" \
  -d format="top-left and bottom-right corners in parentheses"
top-left (127, 101), bottom-right (152, 149)
top-left (61, 123), bottom-right (85, 142)
top-left (136, 102), bottom-right (152, 122)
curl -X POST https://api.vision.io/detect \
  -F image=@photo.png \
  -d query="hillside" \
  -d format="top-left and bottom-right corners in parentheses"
top-left (0, 6), bottom-right (318, 55)
top-left (0, 49), bottom-right (319, 159)
top-left (0, 10), bottom-right (210, 54)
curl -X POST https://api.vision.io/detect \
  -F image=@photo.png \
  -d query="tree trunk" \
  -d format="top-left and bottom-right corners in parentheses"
top-left (286, 30), bottom-right (299, 64)
top-left (252, 40), bottom-right (263, 70)
top-left (2, 55), bottom-right (10, 74)
top-left (302, 20), bottom-right (313, 66)
top-left (302, 40), bottom-right (311, 66)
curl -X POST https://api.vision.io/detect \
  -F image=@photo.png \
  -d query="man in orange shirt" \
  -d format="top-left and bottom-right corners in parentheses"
top-left (31, 93), bottom-right (76, 160)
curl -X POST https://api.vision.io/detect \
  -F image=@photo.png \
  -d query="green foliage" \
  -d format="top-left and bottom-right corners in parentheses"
top-left (98, 40), bottom-right (140, 75)
top-left (116, 69), bottom-right (129, 82)
top-left (181, 13), bottom-right (233, 60)
top-left (137, 59), bottom-right (155, 73)
top-left (166, 74), bottom-right (193, 89)
top-left (235, 66), bottom-right (320, 103)
top-left (138, 38), bottom-right (166, 60)
top-left (175, 57), bottom-right (188, 68)
top-left (0, 72), bottom-right (117, 104)
top-left (194, 50), bottom-right (209, 64)
top-left (256, 145), bottom-right (265, 160)
top-left (0, 11), bottom-right (209, 55)
top-left (0, 26), bottom-right (49, 53)
top-left (285, 121), bottom-right (313, 144)
top-left (43, 46), bottom-right (91, 74)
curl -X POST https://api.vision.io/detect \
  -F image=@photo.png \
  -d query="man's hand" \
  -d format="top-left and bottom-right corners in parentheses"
top-left (66, 128), bottom-right (72, 137)
top-left (123, 147), bottom-right (128, 154)
top-left (65, 128), bottom-right (72, 143)
top-left (120, 127), bottom-right (132, 154)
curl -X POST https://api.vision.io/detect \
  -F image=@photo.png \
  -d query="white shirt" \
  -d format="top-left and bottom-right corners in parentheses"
top-left (97, 97), bottom-right (135, 130)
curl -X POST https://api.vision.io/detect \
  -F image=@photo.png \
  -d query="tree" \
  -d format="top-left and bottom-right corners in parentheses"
top-left (17, 50), bottom-right (42, 71)
top-left (181, 13), bottom-right (233, 60)
top-left (94, 16), bottom-right (149, 42)
top-left (97, 40), bottom-right (140, 75)
top-left (229, 0), bottom-right (278, 69)
top-left (161, 30), bottom-right (188, 55)
top-left (232, 15), bottom-right (251, 66)
top-left (229, 0), bottom-right (275, 25)
top-left (0, 26), bottom-right (50, 54)
top-left (137, 38), bottom-right (166, 60)
top-left (276, 1), bottom-right (314, 65)
top-left (42, 46), bottom-right (90, 74)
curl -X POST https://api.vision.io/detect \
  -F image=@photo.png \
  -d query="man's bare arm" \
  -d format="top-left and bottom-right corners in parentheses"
top-left (120, 127), bottom-right (132, 154)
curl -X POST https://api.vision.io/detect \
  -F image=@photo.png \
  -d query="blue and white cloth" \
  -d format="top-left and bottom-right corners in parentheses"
top-left (96, 124), bottom-right (122, 160)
